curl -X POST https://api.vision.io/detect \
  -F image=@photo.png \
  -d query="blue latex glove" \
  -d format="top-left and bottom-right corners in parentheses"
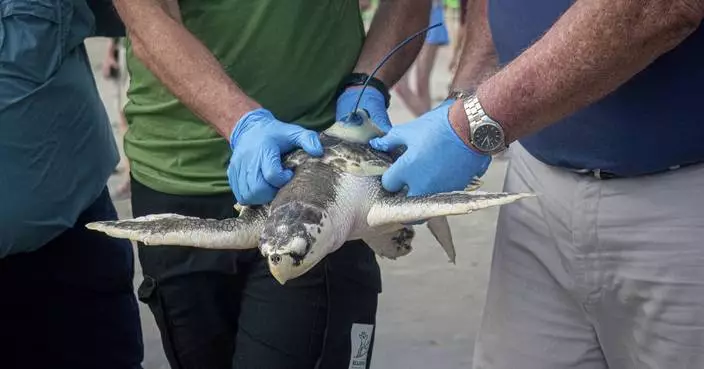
top-left (228, 108), bottom-right (324, 205)
top-left (369, 100), bottom-right (492, 197)
top-left (336, 86), bottom-right (392, 133)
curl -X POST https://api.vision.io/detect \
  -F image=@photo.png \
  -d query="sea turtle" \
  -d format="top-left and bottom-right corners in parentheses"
top-left (86, 111), bottom-right (534, 284)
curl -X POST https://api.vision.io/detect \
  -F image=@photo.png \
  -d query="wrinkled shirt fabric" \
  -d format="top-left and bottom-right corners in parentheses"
top-left (488, 0), bottom-right (704, 176)
top-left (0, 0), bottom-right (119, 257)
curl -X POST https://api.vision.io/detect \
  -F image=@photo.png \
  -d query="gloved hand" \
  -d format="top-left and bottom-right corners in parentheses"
top-left (369, 100), bottom-right (492, 197)
top-left (228, 108), bottom-right (324, 205)
top-left (336, 86), bottom-right (392, 133)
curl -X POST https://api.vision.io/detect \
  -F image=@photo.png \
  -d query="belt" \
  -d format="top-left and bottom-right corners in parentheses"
top-left (570, 162), bottom-right (701, 180)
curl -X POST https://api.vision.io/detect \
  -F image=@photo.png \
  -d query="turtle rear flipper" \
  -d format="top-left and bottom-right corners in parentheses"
top-left (426, 217), bottom-right (456, 264)
top-left (85, 210), bottom-right (265, 249)
top-left (367, 190), bottom-right (535, 227)
top-left (362, 226), bottom-right (415, 260)
top-left (362, 219), bottom-right (456, 264)
top-left (466, 176), bottom-right (484, 191)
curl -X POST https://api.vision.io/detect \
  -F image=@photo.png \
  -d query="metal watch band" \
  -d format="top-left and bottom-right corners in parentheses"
top-left (463, 95), bottom-right (485, 127)
top-left (462, 95), bottom-right (507, 155)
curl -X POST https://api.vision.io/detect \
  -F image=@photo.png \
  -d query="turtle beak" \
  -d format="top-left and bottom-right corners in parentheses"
top-left (266, 252), bottom-right (317, 285)
top-left (260, 234), bottom-right (323, 285)
top-left (267, 252), bottom-right (295, 285)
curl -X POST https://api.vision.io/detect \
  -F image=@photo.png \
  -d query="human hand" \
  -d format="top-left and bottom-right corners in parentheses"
top-left (369, 100), bottom-right (492, 197)
top-left (228, 108), bottom-right (324, 205)
top-left (336, 86), bottom-right (392, 133)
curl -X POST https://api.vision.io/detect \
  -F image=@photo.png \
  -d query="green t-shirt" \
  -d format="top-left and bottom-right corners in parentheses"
top-left (123, 0), bottom-right (365, 195)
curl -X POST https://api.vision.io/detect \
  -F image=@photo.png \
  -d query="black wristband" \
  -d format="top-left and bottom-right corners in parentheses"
top-left (339, 73), bottom-right (391, 108)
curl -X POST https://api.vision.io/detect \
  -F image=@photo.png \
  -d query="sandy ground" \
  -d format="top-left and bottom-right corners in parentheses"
top-left (85, 13), bottom-right (509, 368)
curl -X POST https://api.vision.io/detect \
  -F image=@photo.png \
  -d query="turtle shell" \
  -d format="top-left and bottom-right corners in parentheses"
top-left (283, 134), bottom-right (393, 177)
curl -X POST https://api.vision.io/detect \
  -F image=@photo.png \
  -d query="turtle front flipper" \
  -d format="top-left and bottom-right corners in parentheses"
top-left (85, 210), bottom-right (266, 249)
top-left (367, 190), bottom-right (536, 227)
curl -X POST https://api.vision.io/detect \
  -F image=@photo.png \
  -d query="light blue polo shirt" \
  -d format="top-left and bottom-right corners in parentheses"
top-left (0, 0), bottom-right (120, 257)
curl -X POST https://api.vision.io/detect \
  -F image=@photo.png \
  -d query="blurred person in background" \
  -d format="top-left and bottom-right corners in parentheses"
top-left (102, 36), bottom-right (131, 198)
top-left (395, 0), bottom-right (451, 116)
top-left (449, 0), bottom-right (469, 72)
top-left (360, 0), bottom-right (372, 12)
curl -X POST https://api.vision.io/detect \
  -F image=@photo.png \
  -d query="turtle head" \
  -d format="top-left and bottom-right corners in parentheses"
top-left (259, 202), bottom-right (335, 285)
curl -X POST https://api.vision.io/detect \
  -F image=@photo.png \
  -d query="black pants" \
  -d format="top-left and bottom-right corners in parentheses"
top-left (130, 178), bottom-right (382, 369)
top-left (0, 188), bottom-right (144, 369)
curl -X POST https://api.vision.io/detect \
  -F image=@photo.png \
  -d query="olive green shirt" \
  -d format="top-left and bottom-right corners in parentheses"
top-left (124, 0), bottom-right (365, 195)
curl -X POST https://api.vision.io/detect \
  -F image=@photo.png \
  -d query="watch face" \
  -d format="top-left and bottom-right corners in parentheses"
top-left (474, 124), bottom-right (504, 152)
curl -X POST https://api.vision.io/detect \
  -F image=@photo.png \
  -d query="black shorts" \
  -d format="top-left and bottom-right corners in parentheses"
top-left (130, 177), bottom-right (382, 369)
top-left (0, 188), bottom-right (144, 369)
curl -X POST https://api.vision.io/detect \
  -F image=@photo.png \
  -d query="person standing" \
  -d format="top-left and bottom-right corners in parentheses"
top-left (449, 0), bottom-right (469, 72)
top-left (372, 1), bottom-right (704, 368)
top-left (102, 36), bottom-right (132, 198)
top-left (112, 0), bottom-right (431, 368)
top-left (0, 0), bottom-right (144, 368)
top-left (395, 0), bottom-right (451, 116)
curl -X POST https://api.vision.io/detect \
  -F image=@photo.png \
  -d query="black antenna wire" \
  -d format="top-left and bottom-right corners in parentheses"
top-left (348, 22), bottom-right (443, 119)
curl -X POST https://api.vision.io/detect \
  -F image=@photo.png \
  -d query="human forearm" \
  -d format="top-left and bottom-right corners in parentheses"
top-left (352, 0), bottom-right (432, 87)
top-left (452, 0), bottom-right (703, 144)
top-left (449, 0), bottom-right (498, 94)
top-left (112, 0), bottom-right (259, 139)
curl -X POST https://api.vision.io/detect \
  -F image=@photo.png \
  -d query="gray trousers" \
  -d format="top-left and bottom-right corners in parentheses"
top-left (473, 143), bottom-right (704, 369)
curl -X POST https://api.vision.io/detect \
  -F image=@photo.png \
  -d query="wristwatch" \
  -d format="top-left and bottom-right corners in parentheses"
top-left (462, 94), bottom-right (507, 155)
